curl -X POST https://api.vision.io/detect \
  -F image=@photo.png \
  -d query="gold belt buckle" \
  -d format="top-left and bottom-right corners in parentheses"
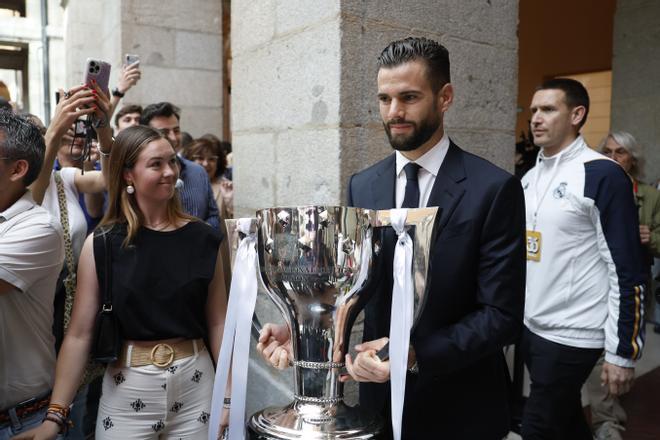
top-left (150, 343), bottom-right (175, 367)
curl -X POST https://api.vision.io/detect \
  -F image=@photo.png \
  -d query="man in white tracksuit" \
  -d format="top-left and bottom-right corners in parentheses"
top-left (520, 78), bottom-right (646, 439)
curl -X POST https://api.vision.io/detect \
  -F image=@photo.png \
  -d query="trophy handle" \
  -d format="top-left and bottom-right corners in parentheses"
top-left (371, 207), bottom-right (441, 361)
top-left (225, 218), bottom-right (266, 341)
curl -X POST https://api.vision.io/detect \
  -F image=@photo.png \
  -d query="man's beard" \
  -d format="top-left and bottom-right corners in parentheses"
top-left (384, 115), bottom-right (440, 152)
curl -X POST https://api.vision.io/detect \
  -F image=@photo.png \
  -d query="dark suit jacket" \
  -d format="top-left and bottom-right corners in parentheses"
top-left (347, 141), bottom-right (526, 439)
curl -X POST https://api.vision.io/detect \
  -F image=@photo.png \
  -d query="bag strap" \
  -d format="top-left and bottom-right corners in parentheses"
top-left (93, 228), bottom-right (113, 311)
top-left (54, 171), bottom-right (76, 276)
top-left (55, 171), bottom-right (76, 331)
top-left (102, 230), bottom-right (112, 310)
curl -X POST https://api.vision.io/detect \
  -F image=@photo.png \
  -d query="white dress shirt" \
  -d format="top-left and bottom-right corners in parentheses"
top-left (395, 133), bottom-right (450, 208)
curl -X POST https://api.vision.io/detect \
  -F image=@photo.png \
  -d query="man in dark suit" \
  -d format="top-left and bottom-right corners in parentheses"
top-left (340, 37), bottom-right (526, 439)
top-left (257, 37), bottom-right (526, 439)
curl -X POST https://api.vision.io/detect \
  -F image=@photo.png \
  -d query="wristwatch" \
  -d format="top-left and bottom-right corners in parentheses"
top-left (111, 87), bottom-right (125, 98)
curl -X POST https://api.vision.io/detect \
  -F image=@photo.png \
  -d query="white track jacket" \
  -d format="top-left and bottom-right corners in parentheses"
top-left (521, 136), bottom-right (646, 367)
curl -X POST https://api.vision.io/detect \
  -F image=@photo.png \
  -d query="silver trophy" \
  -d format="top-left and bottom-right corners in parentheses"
top-left (225, 206), bottom-right (438, 439)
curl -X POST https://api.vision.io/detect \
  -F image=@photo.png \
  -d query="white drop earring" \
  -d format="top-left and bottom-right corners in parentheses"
top-left (126, 184), bottom-right (135, 194)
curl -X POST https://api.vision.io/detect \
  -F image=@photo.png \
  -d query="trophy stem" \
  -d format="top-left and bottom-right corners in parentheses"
top-left (291, 360), bottom-right (344, 404)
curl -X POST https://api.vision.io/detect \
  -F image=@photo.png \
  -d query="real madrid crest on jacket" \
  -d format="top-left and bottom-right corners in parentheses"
top-left (521, 135), bottom-right (647, 367)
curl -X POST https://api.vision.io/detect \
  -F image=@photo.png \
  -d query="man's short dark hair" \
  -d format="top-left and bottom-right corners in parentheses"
top-left (140, 102), bottom-right (181, 126)
top-left (537, 78), bottom-right (590, 129)
top-left (377, 37), bottom-right (451, 92)
top-left (0, 112), bottom-right (45, 186)
top-left (114, 104), bottom-right (143, 127)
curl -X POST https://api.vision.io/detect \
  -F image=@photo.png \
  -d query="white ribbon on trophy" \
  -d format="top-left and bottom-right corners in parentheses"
top-left (388, 209), bottom-right (414, 440)
top-left (209, 218), bottom-right (258, 440)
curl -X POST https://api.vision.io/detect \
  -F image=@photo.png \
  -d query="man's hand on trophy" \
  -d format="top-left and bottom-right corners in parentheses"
top-left (341, 337), bottom-right (391, 383)
top-left (257, 323), bottom-right (294, 370)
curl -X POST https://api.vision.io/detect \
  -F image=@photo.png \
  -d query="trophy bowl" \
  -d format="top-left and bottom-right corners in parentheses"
top-left (223, 205), bottom-right (439, 439)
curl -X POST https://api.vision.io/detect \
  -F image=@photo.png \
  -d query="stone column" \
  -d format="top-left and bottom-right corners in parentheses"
top-left (64, 0), bottom-right (224, 136)
top-left (611, 0), bottom-right (660, 183)
top-left (232, 0), bottom-right (519, 417)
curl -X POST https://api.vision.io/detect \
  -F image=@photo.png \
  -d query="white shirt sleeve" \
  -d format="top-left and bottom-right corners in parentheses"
top-left (0, 215), bottom-right (64, 293)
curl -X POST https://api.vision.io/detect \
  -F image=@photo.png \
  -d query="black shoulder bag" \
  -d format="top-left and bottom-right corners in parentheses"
top-left (90, 230), bottom-right (122, 363)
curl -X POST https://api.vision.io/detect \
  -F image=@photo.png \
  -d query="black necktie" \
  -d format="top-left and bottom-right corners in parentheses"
top-left (402, 162), bottom-right (421, 208)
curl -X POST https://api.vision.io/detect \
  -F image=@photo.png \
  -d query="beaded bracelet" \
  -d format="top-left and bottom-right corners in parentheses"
top-left (223, 397), bottom-right (231, 409)
top-left (44, 403), bottom-right (72, 434)
top-left (47, 403), bottom-right (70, 419)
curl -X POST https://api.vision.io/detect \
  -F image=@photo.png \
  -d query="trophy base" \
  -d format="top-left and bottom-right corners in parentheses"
top-left (247, 401), bottom-right (383, 439)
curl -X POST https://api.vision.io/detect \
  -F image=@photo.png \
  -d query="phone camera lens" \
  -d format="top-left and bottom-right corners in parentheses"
top-left (88, 67), bottom-right (95, 73)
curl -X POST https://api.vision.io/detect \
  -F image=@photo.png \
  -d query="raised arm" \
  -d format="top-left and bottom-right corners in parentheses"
top-left (73, 82), bottom-right (114, 195)
top-left (31, 86), bottom-right (95, 204)
top-left (81, 143), bottom-right (105, 219)
top-left (108, 63), bottom-right (141, 119)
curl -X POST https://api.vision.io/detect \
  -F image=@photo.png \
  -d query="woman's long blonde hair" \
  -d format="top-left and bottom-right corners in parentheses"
top-left (99, 125), bottom-right (194, 246)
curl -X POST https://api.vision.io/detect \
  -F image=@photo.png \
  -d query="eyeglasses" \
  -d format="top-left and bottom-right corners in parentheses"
top-left (0, 157), bottom-right (13, 161)
top-left (191, 155), bottom-right (218, 163)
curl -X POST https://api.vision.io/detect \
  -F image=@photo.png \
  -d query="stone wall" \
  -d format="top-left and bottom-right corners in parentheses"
top-left (120, 0), bottom-right (224, 137)
top-left (231, 1), bottom-right (343, 217)
top-left (611, 0), bottom-right (660, 184)
top-left (64, 0), bottom-right (224, 137)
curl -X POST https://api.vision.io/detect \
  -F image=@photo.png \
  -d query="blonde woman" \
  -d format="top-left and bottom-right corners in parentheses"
top-left (17, 126), bottom-right (229, 439)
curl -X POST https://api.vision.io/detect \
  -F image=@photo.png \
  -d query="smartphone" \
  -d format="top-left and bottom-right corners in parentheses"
top-left (83, 58), bottom-right (111, 92)
top-left (125, 53), bottom-right (140, 67)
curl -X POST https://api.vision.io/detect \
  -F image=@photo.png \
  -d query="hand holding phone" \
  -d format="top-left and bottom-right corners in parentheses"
top-left (117, 55), bottom-right (142, 95)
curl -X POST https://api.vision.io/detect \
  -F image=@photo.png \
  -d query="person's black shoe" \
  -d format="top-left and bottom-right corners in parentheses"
top-left (654, 324), bottom-right (660, 334)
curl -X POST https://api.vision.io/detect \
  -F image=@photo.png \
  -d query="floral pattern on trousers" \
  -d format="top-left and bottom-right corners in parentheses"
top-left (95, 345), bottom-right (213, 439)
